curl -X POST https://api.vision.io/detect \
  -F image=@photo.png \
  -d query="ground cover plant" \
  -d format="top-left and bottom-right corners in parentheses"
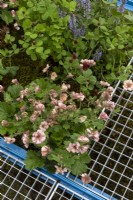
top-left (0, 0), bottom-right (133, 183)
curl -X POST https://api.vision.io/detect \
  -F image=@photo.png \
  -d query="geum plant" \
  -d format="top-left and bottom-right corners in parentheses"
top-left (0, 59), bottom-right (117, 183)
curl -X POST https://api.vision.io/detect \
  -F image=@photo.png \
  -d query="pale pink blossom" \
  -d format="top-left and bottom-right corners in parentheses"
top-left (21, 112), bottom-right (28, 118)
top-left (66, 73), bottom-right (74, 78)
top-left (20, 105), bottom-right (26, 112)
top-left (4, 137), bottom-right (15, 144)
top-left (32, 129), bottom-right (46, 144)
top-left (79, 145), bottom-right (89, 154)
top-left (34, 101), bottom-right (45, 113)
top-left (71, 92), bottom-right (85, 101)
top-left (51, 108), bottom-right (58, 115)
top-left (57, 101), bottom-right (67, 110)
top-left (86, 129), bottom-right (99, 142)
top-left (123, 80), bottom-right (133, 91)
top-left (42, 64), bottom-right (50, 73)
top-left (1, 120), bottom-right (9, 126)
top-left (100, 81), bottom-right (110, 87)
top-left (41, 146), bottom-right (51, 156)
top-left (103, 101), bottom-right (115, 111)
top-left (67, 104), bottom-right (77, 110)
top-left (14, 22), bottom-right (20, 30)
top-left (78, 135), bottom-right (89, 143)
top-left (22, 130), bottom-right (30, 148)
top-left (79, 116), bottom-right (87, 123)
top-left (81, 59), bottom-right (96, 66)
top-left (50, 72), bottom-right (57, 80)
top-left (39, 121), bottom-right (49, 131)
top-left (99, 112), bottom-right (109, 121)
top-left (11, 79), bottom-right (19, 85)
top-left (20, 88), bottom-right (30, 99)
top-left (81, 173), bottom-right (91, 184)
top-left (101, 91), bottom-right (111, 101)
top-left (106, 86), bottom-right (114, 94)
top-left (66, 142), bottom-right (81, 153)
top-left (15, 114), bottom-right (21, 121)
top-left (61, 83), bottom-right (71, 92)
top-left (30, 111), bottom-right (39, 122)
top-left (55, 165), bottom-right (67, 175)
top-left (35, 86), bottom-right (40, 93)
top-left (0, 85), bottom-right (4, 93)
top-left (0, 3), bottom-right (8, 9)
top-left (50, 90), bottom-right (58, 99)
top-left (95, 99), bottom-right (102, 108)
top-left (60, 93), bottom-right (68, 102)
top-left (11, 10), bottom-right (16, 17)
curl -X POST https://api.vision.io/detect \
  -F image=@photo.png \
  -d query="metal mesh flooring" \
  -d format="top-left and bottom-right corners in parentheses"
top-left (67, 72), bottom-right (133, 200)
top-left (0, 152), bottom-right (57, 200)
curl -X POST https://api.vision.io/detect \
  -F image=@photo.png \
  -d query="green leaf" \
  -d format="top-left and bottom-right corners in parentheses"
top-left (24, 150), bottom-right (44, 170)
top-left (7, 85), bottom-right (23, 99)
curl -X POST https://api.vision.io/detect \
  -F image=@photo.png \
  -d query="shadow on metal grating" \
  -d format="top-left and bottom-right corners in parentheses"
top-left (0, 58), bottom-right (133, 200)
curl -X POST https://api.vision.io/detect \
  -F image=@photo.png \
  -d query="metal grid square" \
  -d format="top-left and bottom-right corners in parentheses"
top-left (67, 70), bottom-right (133, 198)
top-left (0, 151), bottom-right (57, 200)
top-left (48, 183), bottom-right (89, 200)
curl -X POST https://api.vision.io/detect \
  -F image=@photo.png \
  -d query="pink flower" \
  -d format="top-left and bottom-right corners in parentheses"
top-left (0, 85), bottom-right (4, 93)
top-left (1, 120), bottom-right (9, 126)
top-left (4, 137), bottom-right (15, 144)
top-left (101, 91), bottom-right (111, 101)
top-left (87, 129), bottom-right (99, 142)
top-left (0, 3), bottom-right (8, 9)
top-left (95, 99), bottom-right (102, 108)
top-left (57, 101), bottom-right (67, 110)
top-left (61, 83), bottom-right (71, 92)
top-left (106, 86), bottom-right (114, 94)
top-left (15, 114), bottom-right (21, 121)
top-left (81, 173), bottom-right (91, 184)
top-left (50, 90), bottom-right (58, 99)
top-left (42, 64), bottom-right (50, 73)
top-left (11, 10), bottom-right (16, 17)
top-left (39, 121), bottom-right (49, 131)
top-left (66, 142), bottom-right (81, 153)
top-left (50, 72), bottom-right (57, 80)
top-left (32, 129), bottom-right (46, 144)
top-left (80, 59), bottom-right (96, 70)
top-left (100, 81), bottom-right (110, 87)
top-left (34, 86), bottom-right (40, 93)
top-left (14, 22), bottom-right (20, 30)
top-left (78, 135), bottom-right (89, 143)
top-left (123, 80), bottom-right (133, 91)
top-left (99, 112), bottom-right (109, 121)
top-left (79, 145), bottom-right (89, 154)
top-left (30, 111), bottom-right (39, 122)
top-left (11, 79), bottom-right (19, 85)
top-left (20, 88), bottom-right (30, 99)
top-left (22, 130), bottom-right (30, 148)
top-left (103, 101), bottom-right (115, 111)
top-left (55, 165), bottom-right (67, 175)
top-left (79, 116), bottom-right (87, 123)
top-left (71, 91), bottom-right (85, 101)
top-left (60, 93), bottom-right (68, 102)
top-left (34, 101), bottom-right (45, 113)
top-left (41, 146), bottom-right (51, 156)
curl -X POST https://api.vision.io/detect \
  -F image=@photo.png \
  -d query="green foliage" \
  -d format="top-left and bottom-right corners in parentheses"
top-left (0, 60), bottom-right (19, 80)
top-left (24, 150), bottom-right (45, 169)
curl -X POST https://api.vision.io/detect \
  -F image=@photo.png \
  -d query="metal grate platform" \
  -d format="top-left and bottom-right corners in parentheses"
top-left (0, 151), bottom-right (57, 200)
top-left (67, 70), bottom-right (133, 199)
